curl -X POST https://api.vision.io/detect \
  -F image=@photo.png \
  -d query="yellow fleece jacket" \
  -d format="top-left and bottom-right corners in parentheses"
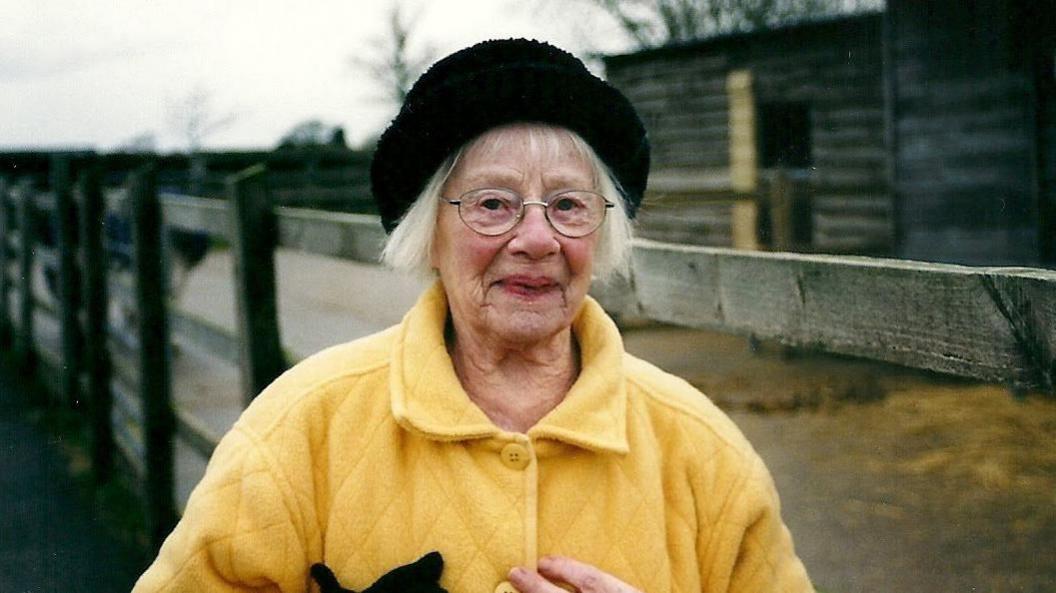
top-left (133, 282), bottom-right (811, 593)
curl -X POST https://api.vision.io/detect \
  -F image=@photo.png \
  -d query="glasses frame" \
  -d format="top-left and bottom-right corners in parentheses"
top-left (443, 187), bottom-right (615, 238)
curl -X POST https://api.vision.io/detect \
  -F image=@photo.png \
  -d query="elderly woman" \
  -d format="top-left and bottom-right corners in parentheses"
top-left (134, 39), bottom-right (812, 593)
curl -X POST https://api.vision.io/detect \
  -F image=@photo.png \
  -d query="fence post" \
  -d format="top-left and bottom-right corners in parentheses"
top-left (53, 156), bottom-right (83, 408)
top-left (189, 153), bottom-right (208, 196)
top-left (228, 164), bottom-right (285, 406)
top-left (0, 178), bottom-right (10, 348)
top-left (79, 163), bottom-right (113, 481)
top-left (16, 180), bottom-right (37, 373)
top-left (130, 165), bottom-right (176, 550)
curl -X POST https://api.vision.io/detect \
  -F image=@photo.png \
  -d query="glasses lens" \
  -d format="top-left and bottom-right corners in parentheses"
top-left (458, 189), bottom-right (521, 235)
top-left (547, 191), bottom-right (607, 237)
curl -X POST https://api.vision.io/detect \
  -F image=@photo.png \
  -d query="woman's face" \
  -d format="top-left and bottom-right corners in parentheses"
top-left (431, 125), bottom-right (600, 349)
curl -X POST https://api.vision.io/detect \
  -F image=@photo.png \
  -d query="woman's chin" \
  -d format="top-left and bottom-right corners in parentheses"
top-left (484, 309), bottom-right (570, 347)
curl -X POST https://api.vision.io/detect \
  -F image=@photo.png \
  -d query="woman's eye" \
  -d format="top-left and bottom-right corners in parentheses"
top-left (480, 198), bottom-right (505, 211)
top-left (554, 197), bottom-right (579, 211)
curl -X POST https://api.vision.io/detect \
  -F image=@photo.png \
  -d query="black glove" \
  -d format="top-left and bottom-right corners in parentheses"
top-left (311, 551), bottom-right (446, 593)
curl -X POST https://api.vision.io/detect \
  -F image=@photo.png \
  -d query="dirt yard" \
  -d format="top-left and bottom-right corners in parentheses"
top-left (623, 325), bottom-right (1056, 593)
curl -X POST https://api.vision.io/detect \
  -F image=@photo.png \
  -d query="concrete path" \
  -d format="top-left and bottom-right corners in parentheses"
top-left (0, 365), bottom-right (145, 593)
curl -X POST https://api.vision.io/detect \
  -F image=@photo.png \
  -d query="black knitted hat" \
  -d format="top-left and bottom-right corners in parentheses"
top-left (370, 38), bottom-right (650, 233)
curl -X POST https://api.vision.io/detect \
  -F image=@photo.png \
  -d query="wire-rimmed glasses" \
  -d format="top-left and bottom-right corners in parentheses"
top-left (443, 188), bottom-right (614, 238)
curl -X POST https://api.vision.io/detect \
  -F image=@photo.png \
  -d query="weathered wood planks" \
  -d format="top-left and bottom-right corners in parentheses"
top-left (159, 195), bottom-right (387, 263)
top-left (130, 165), bottom-right (177, 550)
top-left (227, 165), bottom-right (286, 405)
top-left (276, 206), bottom-right (385, 263)
top-left (627, 239), bottom-right (1056, 392)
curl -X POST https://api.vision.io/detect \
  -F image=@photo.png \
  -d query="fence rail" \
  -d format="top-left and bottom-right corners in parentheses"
top-left (1, 157), bottom-right (1053, 553)
top-left (159, 194), bottom-right (386, 263)
top-left (619, 241), bottom-right (1055, 390)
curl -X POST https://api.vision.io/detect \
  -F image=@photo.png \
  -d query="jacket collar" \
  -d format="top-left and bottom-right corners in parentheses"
top-left (389, 281), bottom-right (628, 454)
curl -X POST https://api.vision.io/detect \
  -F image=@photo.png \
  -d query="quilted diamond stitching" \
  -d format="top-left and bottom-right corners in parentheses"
top-left (538, 458), bottom-right (602, 546)
top-left (230, 453), bottom-right (248, 565)
top-left (666, 414), bottom-right (708, 530)
top-left (600, 464), bottom-right (648, 563)
top-left (243, 421), bottom-right (322, 550)
top-left (334, 454), bottom-right (418, 572)
top-left (419, 452), bottom-right (515, 589)
top-left (335, 443), bottom-right (433, 575)
top-left (418, 465), bottom-right (483, 589)
top-left (328, 402), bottom-right (397, 514)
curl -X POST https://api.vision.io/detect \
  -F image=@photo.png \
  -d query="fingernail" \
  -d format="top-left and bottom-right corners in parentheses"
top-left (509, 567), bottom-right (526, 580)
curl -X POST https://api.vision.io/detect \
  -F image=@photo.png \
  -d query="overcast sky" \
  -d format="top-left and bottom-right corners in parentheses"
top-left (1, 0), bottom-right (630, 152)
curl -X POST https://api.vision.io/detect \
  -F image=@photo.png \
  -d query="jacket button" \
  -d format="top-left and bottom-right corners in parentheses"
top-left (500, 443), bottom-right (530, 470)
top-left (495, 580), bottom-right (519, 593)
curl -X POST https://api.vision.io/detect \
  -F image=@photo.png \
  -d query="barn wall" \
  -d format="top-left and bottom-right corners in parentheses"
top-left (1032, 2), bottom-right (1056, 266)
top-left (607, 53), bottom-right (733, 173)
top-left (605, 15), bottom-right (890, 254)
top-left (731, 17), bottom-right (888, 253)
top-left (1042, 65), bottom-right (1056, 265)
top-left (888, 0), bottom-right (1044, 265)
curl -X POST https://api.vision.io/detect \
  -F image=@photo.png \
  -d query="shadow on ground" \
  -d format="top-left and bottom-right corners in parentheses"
top-left (0, 364), bottom-right (147, 592)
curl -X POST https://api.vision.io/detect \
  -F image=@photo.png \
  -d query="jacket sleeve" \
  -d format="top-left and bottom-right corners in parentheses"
top-left (132, 426), bottom-right (312, 593)
top-left (719, 454), bottom-right (813, 593)
top-left (698, 451), bottom-right (813, 593)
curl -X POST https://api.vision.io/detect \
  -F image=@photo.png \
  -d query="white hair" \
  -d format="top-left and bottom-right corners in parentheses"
top-left (380, 124), bottom-right (634, 281)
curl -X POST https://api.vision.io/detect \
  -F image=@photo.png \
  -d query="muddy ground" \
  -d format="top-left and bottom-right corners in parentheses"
top-left (623, 325), bottom-right (1056, 593)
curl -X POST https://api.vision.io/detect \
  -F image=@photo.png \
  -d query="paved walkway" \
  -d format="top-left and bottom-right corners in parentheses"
top-left (0, 364), bottom-right (145, 593)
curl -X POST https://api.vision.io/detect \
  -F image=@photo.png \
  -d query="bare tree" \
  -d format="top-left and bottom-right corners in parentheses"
top-left (167, 86), bottom-right (237, 152)
top-left (565, 0), bottom-right (884, 47)
top-left (349, 1), bottom-right (435, 109)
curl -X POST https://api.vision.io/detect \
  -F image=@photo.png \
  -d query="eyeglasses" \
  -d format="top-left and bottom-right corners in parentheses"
top-left (443, 188), bottom-right (614, 238)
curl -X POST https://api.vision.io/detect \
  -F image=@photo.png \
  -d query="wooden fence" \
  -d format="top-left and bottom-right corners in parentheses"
top-left (0, 157), bottom-right (1053, 552)
top-left (1, 148), bottom-right (376, 214)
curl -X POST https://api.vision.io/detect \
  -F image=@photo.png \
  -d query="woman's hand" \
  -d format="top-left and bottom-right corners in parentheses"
top-left (508, 556), bottom-right (643, 593)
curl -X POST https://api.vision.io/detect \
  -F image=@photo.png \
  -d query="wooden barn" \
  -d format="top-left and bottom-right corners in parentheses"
top-left (604, 0), bottom-right (1055, 266)
top-left (604, 13), bottom-right (890, 255)
top-left (886, 0), bottom-right (1055, 265)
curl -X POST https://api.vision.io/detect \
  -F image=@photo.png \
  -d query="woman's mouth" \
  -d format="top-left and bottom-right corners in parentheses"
top-left (497, 276), bottom-right (560, 298)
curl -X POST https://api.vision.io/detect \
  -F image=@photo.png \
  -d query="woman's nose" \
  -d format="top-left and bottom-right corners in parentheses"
top-left (507, 204), bottom-right (560, 258)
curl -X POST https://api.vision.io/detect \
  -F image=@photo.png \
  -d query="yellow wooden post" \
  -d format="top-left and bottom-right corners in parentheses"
top-left (727, 70), bottom-right (759, 250)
